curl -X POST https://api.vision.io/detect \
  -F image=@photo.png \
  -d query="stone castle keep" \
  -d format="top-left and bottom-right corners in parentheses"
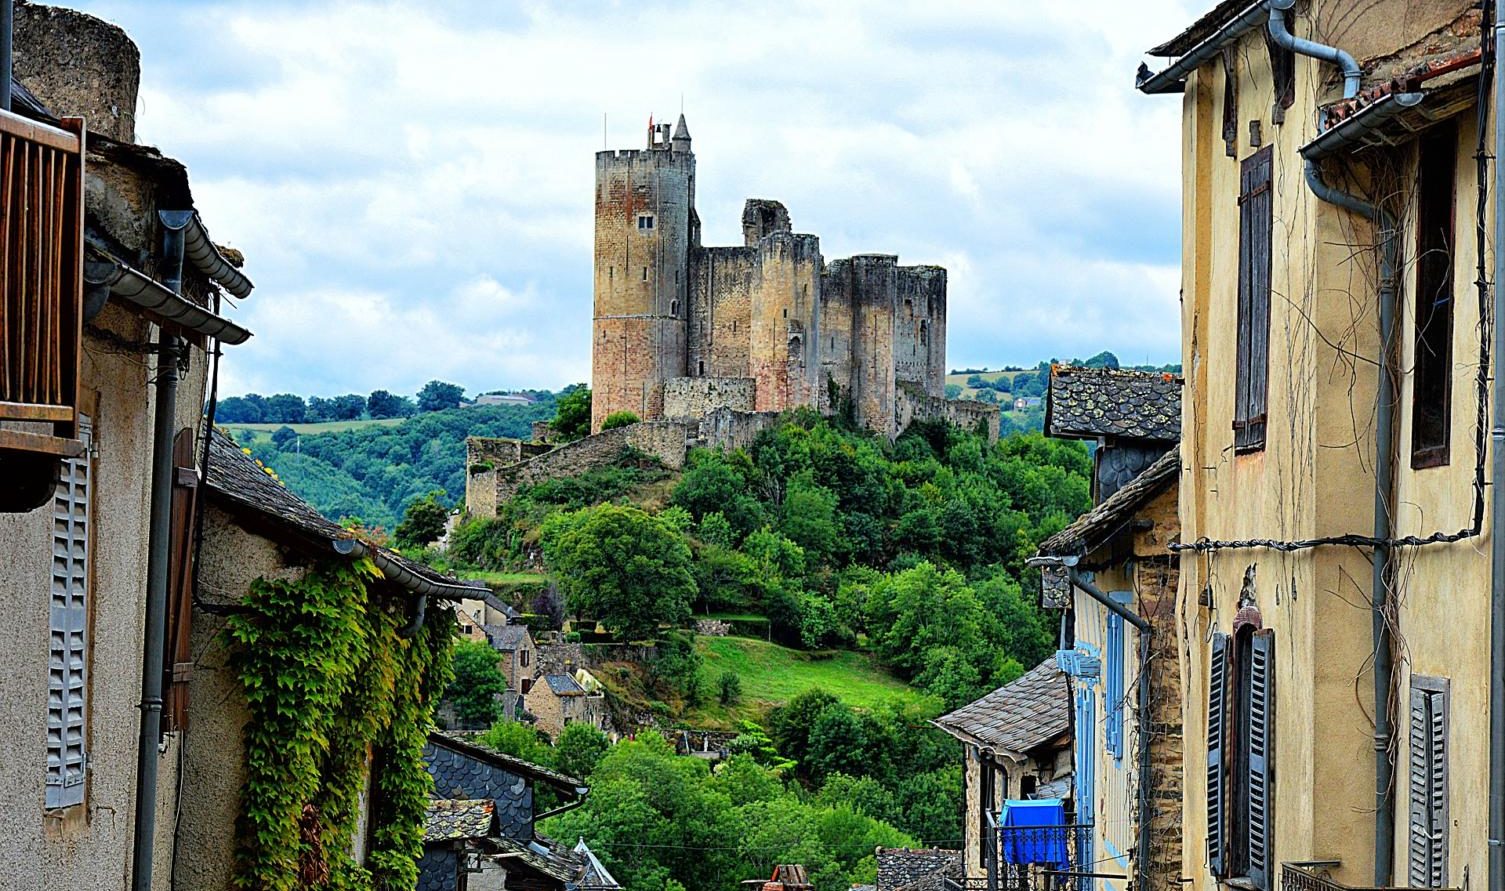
top-left (591, 114), bottom-right (953, 435)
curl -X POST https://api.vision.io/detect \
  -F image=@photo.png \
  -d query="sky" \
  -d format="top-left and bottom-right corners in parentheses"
top-left (71, 0), bottom-right (1205, 399)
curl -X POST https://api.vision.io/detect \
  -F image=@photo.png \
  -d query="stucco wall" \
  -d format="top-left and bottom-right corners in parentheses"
top-left (1171, 3), bottom-right (1490, 887)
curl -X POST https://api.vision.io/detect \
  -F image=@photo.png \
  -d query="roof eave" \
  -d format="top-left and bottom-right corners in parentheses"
top-left (1137, 1), bottom-right (1270, 95)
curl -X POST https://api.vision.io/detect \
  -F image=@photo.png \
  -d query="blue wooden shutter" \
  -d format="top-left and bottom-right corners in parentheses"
top-left (1074, 682), bottom-right (1096, 891)
top-left (47, 414), bottom-right (91, 809)
top-left (1247, 630), bottom-right (1275, 889)
top-left (1207, 631), bottom-right (1230, 877)
top-left (1106, 606), bottom-right (1125, 761)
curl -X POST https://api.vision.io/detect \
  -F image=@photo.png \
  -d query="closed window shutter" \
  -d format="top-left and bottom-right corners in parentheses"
top-left (47, 414), bottom-right (91, 809)
top-left (1074, 683), bottom-right (1096, 891)
top-left (1235, 147), bottom-right (1273, 452)
top-left (1408, 681), bottom-right (1449, 888)
top-left (1207, 631), bottom-right (1230, 876)
top-left (162, 429), bottom-right (198, 733)
top-left (1106, 611), bottom-right (1124, 759)
top-left (1247, 630), bottom-right (1275, 889)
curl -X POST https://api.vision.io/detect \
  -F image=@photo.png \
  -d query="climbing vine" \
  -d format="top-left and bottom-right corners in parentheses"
top-left (224, 560), bottom-right (454, 891)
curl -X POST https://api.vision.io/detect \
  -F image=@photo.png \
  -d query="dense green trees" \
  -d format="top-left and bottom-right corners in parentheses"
top-left (366, 389), bottom-right (417, 419)
top-left (542, 504), bottom-right (696, 641)
top-left (446, 640), bottom-right (508, 725)
top-left (395, 491), bottom-right (448, 549)
top-left (417, 380), bottom-right (467, 413)
top-left (553, 385), bottom-right (592, 441)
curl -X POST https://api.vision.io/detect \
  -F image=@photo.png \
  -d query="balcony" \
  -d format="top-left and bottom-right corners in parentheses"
top-left (963, 817), bottom-right (1100, 891)
top-left (0, 109), bottom-right (85, 459)
top-left (1280, 863), bottom-right (1459, 891)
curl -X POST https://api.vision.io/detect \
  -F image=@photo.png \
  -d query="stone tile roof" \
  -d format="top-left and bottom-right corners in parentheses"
top-left (1036, 447), bottom-right (1179, 558)
top-left (933, 658), bottom-right (1071, 757)
top-left (427, 731), bottom-right (584, 794)
top-left (492, 833), bottom-right (586, 884)
top-left (1046, 366), bottom-right (1182, 443)
top-left (423, 798), bottom-right (495, 842)
top-left (205, 428), bottom-right (479, 599)
top-left (544, 673), bottom-right (586, 696)
top-left (875, 848), bottom-right (962, 891)
top-left (489, 624), bottom-right (531, 651)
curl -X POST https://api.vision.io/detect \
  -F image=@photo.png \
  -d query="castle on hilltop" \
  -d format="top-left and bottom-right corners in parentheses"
top-left (591, 114), bottom-right (989, 438)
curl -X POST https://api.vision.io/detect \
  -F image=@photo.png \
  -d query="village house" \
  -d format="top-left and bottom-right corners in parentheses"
top-left (873, 847), bottom-right (963, 891)
top-left (526, 671), bottom-right (610, 742)
top-left (933, 658), bottom-right (1075, 887)
top-left (1138, 1), bottom-right (1505, 888)
top-left (491, 623), bottom-right (539, 695)
top-left (1029, 367), bottom-right (1184, 891)
top-left (421, 732), bottom-right (605, 891)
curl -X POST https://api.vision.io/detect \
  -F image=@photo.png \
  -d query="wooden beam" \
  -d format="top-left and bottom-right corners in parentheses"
top-left (0, 400), bottom-right (72, 420)
top-left (0, 427), bottom-right (83, 457)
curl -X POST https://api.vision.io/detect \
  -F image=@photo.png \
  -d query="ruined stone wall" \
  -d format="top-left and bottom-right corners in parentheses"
top-left (690, 246), bottom-right (755, 379)
top-left (819, 259), bottom-right (856, 414)
top-left (741, 198), bottom-right (791, 246)
top-left (849, 254), bottom-right (899, 435)
top-left (489, 420), bottom-right (693, 504)
top-left (592, 147), bottom-right (694, 430)
top-left (664, 376), bottom-right (755, 418)
top-left (749, 233), bottom-right (822, 413)
top-left (696, 407), bottom-right (782, 452)
top-left (895, 386), bottom-right (1001, 443)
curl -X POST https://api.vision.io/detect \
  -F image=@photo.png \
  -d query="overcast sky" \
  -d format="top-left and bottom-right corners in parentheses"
top-left (72, 0), bottom-right (1204, 398)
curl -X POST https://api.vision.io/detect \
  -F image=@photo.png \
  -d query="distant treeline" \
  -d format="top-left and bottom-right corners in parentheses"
top-left (215, 380), bottom-right (558, 424)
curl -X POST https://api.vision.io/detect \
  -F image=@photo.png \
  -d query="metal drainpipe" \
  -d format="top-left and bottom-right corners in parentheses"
top-left (1, 0), bottom-right (13, 113)
top-left (130, 214), bottom-right (189, 891)
top-left (1272, 2), bottom-right (1402, 882)
top-left (1489, 2), bottom-right (1505, 886)
top-left (1067, 568), bottom-right (1152, 888)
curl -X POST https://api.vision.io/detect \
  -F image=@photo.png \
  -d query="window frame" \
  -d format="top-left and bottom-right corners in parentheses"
top-left (1410, 123), bottom-right (1458, 469)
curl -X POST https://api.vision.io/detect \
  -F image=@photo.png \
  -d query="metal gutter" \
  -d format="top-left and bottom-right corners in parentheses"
top-left (1490, 3), bottom-right (1505, 886)
top-left (1136, 1), bottom-right (1269, 95)
top-left (84, 256), bottom-right (252, 345)
top-left (330, 537), bottom-right (479, 601)
top-left (1299, 92), bottom-right (1426, 160)
top-left (177, 211), bottom-right (254, 300)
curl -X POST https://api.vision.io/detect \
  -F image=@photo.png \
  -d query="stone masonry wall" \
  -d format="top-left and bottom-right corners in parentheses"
top-left (895, 386), bottom-right (1001, 443)
top-left (1137, 560), bottom-right (1182, 891)
top-left (664, 376), bottom-right (755, 418)
top-left (690, 246), bottom-right (756, 379)
top-left (749, 233), bottom-right (823, 414)
top-left (489, 420), bottom-right (693, 505)
top-left (696, 407), bottom-right (782, 452)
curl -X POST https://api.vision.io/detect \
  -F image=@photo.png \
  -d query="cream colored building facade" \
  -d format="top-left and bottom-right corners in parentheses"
top-left (1140, 2), bottom-right (1492, 889)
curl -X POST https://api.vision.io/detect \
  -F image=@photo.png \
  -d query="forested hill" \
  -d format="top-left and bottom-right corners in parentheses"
top-left (223, 399), bottom-right (556, 528)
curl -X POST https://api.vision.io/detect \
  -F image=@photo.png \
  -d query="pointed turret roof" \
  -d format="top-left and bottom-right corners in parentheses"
top-left (673, 113), bottom-right (690, 140)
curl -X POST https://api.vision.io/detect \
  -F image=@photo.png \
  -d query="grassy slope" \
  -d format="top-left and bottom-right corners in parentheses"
top-left (944, 369), bottom-right (1030, 401)
top-left (685, 636), bottom-right (923, 727)
top-left (220, 417), bottom-right (406, 445)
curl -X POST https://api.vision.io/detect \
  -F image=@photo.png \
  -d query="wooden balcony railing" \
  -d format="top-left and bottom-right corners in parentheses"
top-left (1281, 863), bottom-right (1459, 891)
top-left (0, 110), bottom-right (84, 457)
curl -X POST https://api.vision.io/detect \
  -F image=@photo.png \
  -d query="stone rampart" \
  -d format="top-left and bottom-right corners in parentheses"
top-left (664, 377), bottom-right (755, 418)
top-left (488, 420), bottom-right (693, 504)
top-left (896, 386), bottom-right (1000, 443)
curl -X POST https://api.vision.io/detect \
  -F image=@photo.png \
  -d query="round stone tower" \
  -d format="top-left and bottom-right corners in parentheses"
top-left (591, 114), bottom-right (695, 431)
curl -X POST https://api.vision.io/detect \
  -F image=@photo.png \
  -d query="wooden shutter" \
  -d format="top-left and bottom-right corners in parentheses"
top-left (1247, 630), bottom-right (1276, 889)
top-left (47, 413), bottom-right (91, 808)
top-left (1106, 610), bottom-right (1124, 759)
top-left (1207, 631), bottom-right (1230, 876)
top-left (162, 429), bottom-right (198, 732)
top-left (1408, 679), bottom-right (1449, 888)
top-left (1235, 147), bottom-right (1273, 453)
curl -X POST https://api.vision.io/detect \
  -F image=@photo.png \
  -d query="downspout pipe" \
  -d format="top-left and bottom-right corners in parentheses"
top-left (1068, 568), bottom-right (1153, 886)
top-left (130, 212), bottom-right (190, 891)
top-left (1275, 2), bottom-right (1399, 880)
top-left (1, 0), bottom-right (13, 113)
top-left (1267, 0), bottom-right (1361, 99)
top-left (1489, 2), bottom-right (1505, 887)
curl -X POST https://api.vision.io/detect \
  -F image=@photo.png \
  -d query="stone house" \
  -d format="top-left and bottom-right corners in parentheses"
top-left (490, 623), bottom-right (538, 694)
top-left (1138, 1), bottom-right (1499, 888)
top-left (933, 658), bottom-right (1073, 883)
top-left (1028, 368), bottom-right (1183, 891)
top-left (421, 732), bottom-right (593, 891)
top-left (526, 672), bottom-right (610, 742)
top-left (0, 4), bottom-right (257, 888)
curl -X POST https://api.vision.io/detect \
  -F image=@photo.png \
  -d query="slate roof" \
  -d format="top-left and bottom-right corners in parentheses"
top-left (427, 731), bottom-right (584, 794)
top-left (1045, 366), bottom-right (1182, 443)
top-left (875, 848), bottom-right (962, 891)
top-left (1036, 447), bottom-right (1180, 558)
top-left (544, 673), bottom-right (586, 696)
top-left (205, 428), bottom-right (478, 600)
top-left (489, 624), bottom-right (532, 651)
top-left (491, 834), bottom-right (586, 884)
top-left (933, 659), bottom-right (1071, 757)
top-left (424, 798), bottom-right (496, 842)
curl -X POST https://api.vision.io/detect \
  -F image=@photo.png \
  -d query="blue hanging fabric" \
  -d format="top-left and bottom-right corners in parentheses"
top-left (998, 799), bottom-right (1070, 868)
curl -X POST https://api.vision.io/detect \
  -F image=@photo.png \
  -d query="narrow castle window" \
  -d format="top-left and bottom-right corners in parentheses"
top-left (608, 266), bottom-right (613, 283)
top-left (698, 360), bottom-right (705, 375)
top-left (637, 214), bottom-right (655, 230)
top-left (671, 300), bottom-right (679, 316)
top-left (920, 320), bottom-right (929, 347)
top-left (642, 267), bottom-right (649, 281)
top-left (782, 308), bottom-right (787, 319)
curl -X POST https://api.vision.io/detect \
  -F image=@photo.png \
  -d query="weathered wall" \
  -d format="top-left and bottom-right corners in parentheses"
top-left (748, 233), bottom-right (822, 413)
top-left (894, 265), bottom-right (946, 397)
top-left (489, 421), bottom-right (693, 505)
top-left (690, 246), bottom-right (756, 379)
top-left (15, 1), bottom-right (140, 142)
top-left (465, 437), bottom-right (550, 518)
top-left (591, 146), bottom-right (694, 430)
top-left (896, 386), bottom-right (1001, 443)
top-left (696, 408), bottom-right (782, 452)
top-left (741, 198), bottom-right (791, 246)
top-left (849, 255), bottom-right (899, 434)
top-left (663, 376), bottom-right (755, 418)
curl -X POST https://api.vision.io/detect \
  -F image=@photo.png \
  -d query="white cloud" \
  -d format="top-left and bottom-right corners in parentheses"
top-left (75, 0), bottom-right (1207, 394)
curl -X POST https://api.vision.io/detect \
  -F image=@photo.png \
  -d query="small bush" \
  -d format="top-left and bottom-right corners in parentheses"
top-left (601, 410), bottom-right (640, 430)
top-left (717, 669), bottom-right (743, 706)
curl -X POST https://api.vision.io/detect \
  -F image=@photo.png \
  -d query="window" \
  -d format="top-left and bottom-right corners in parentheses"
top-left (47, 413), bottom-right (92, 809)
top-left (920, 321), bottom-right (929, 348)
top-left (1235, 146), bottom-right (1274, 453)
top-left (642, 267), bottom-right (649, 281)
top-left (1105, 599), bottom-right (1126, 761)
top-left (671, 299), bottom-right (679, 316)
top-left (1408, 677), bottom-right (1449, 888)
top-left (698, 360), bottom-right (705, 375)
top-left (1208, 627), bottom-right (1275, 888)
top-left (1412, 123), bottom-right (1457, 468)
top-left (521, 649), bottom-right (530, 668)
top-left (637, 214), bottom-right (655, 230)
